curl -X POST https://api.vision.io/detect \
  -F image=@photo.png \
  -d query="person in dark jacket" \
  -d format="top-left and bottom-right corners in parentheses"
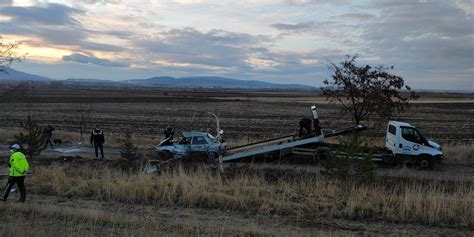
top-left (44, 124), bottom-right (55, 148)
top-left (90, 125), bottom-right (105, 158)
top-left (164, 126), bottom-right (174, 139)
top-left (163, 126), bottom-right (174, 145)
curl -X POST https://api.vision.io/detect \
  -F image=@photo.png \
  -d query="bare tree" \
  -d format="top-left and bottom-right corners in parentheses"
top-left (78, 103), bottom-right (93, 141)
top-left (322, 55), bottom-right (417, 125)
top-left (0, 37), bottom-right (25, 75)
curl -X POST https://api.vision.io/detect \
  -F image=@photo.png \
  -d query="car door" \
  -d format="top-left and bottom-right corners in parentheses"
top-left (191, 136), bottom-right (209, 154)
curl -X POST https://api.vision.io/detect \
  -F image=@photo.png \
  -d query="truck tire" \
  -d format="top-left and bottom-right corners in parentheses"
top-left (417, 155), bottom-right (433, 170)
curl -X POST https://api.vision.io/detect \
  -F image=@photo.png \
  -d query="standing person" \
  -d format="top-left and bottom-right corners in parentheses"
top-left (90, 125), bottom-right (105, 158)
top-left (2, 144), bottom-right (29, 203)
top-left (164, 126), bottom-right (174, 140)
top-left (163, 126), bottom-right (174, 145)
top-left (44, 124), bottom-right (55, 148)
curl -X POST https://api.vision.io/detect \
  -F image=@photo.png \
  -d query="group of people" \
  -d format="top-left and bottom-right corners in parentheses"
top-left (2, 123), bottom-right (177, 203)
top-left (43, 124), bottom-right (106, 158)
top-left (2, 125), bottom-right (106, 203)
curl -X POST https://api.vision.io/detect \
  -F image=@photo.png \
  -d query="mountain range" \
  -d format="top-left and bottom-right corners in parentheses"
top-left (0, 68), bottom-right (314, 90)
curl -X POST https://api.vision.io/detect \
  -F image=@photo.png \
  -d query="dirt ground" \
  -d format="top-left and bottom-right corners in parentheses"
top-left (1, 193), bottom-right (470, 236)
top-left (0, 87), bottom-right (473, 144)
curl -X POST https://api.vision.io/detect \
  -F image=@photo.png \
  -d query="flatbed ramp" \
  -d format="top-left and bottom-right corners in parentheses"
top-left (222, 125), bottom-right (366, 162)
top-left (223, 135), bottom-right (324, 161)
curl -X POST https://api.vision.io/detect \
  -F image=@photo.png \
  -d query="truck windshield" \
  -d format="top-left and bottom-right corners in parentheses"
top-left (401, 126), bottom-right (424, 144)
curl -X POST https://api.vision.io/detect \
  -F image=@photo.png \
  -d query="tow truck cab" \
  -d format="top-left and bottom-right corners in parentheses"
top-left (385, 121), bottom-right (443, 168)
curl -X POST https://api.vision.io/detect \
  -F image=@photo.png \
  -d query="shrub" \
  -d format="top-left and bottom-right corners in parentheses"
top-left (13, 117), bottom-right (47, 158)
top-left (320, 134), bottom-right (376, 181)
top-left (119, 130), bottom-right (143, 162)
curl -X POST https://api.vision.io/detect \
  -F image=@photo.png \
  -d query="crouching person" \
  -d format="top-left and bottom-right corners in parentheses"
top-left (2, 144), bottom-right (29, 203)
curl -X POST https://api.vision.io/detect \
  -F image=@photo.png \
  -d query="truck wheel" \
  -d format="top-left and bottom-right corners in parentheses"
top-left (417, 156), bottom-right (433, 170)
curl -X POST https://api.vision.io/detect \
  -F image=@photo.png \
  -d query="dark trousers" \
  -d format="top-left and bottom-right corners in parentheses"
top-left (94, 142), bottom-right (104, 158)
top-left (3, 176), bottom-right (26, 202)
top-left (45, 135), bottom-right (53, 148)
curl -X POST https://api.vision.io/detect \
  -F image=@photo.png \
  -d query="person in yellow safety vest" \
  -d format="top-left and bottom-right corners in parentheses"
top-left (1, 144), bottom-right (29, 203)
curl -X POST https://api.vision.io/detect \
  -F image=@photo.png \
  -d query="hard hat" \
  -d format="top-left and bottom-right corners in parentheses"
top-left (311, 105), bottom-right (316, 110)
top-left (9, 144), bottom-right (20, 150)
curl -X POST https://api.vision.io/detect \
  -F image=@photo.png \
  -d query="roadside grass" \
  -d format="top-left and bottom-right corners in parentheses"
top-left (24, 164), bottom-right (474, 229)
top-left (443, 143), bottom-right (474, 166)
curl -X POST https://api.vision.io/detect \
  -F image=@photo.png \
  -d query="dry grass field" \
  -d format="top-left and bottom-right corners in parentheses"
top-left (0, 87), bottom-right (473, 236)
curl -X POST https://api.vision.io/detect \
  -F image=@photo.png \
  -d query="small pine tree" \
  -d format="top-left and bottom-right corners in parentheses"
top-left (119, 130), bottom-right (142, 161)
top-left (321, 134), bottom-right (376, 181)
top-left (14, 117), bottom-right (47, 158)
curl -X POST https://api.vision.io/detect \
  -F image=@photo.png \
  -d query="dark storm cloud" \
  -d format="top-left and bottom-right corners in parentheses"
top-left (135, 28), bottom-right (272, 68)
top-left (0, 3), bottom-right (83, 25)
top-left (62, 53), bottom-right (128, 67)
top-left (0, 3), bottom-right (124, 52)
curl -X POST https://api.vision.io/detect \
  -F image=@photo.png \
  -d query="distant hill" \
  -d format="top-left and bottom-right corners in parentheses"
top-left (122, 76), bottom-right (313, 89)
top-left (0, 68), bottom-right (50, 81)
top-left (0, 69), bottom-right (315, 90)
top-left (65, 78), bottom-right (114, 83)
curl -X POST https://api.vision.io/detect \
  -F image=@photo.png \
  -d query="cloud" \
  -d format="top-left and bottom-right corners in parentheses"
top-left (0, 0), bottom-right (11, 6)
top-left (75, 0), bottom-right (122, 4)
top-left (62, 53), bottom-right (128, 67)
top-left (356, 1), bottom-right (473, 89)
top-left (134, 27), bottom-right (272, 68)
top-left (335, 13), bottom-right (375, 20)
top-left (1, 0), bottom-right (472, 90)
top-left (270, 22), bottom-right (315, 32)
top-left (284, 0), bottom-right (350, 5)
top-left (0, 3), bottom-right (83, 25)
top-left (0, 3), bottom-right (124, 52)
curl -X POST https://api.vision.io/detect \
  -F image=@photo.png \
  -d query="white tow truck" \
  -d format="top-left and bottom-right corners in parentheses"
top-left (221, 106), bottom-right (444, 169)
top-left (384, 121), bottom-right (443, 169)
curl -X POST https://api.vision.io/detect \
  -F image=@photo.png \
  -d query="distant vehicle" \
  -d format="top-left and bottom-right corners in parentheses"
top-left (384, 120), bottom-right (443, 169)
top-left (155, 131), bottom-right (227, 159)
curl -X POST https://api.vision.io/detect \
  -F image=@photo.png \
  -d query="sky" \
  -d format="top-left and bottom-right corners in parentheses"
top-left (0, 0), bottom-right (472, 90)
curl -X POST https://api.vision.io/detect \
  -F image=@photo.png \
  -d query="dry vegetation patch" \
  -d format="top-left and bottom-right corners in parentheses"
top-left (23, 164), bottom-right (474, 229)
